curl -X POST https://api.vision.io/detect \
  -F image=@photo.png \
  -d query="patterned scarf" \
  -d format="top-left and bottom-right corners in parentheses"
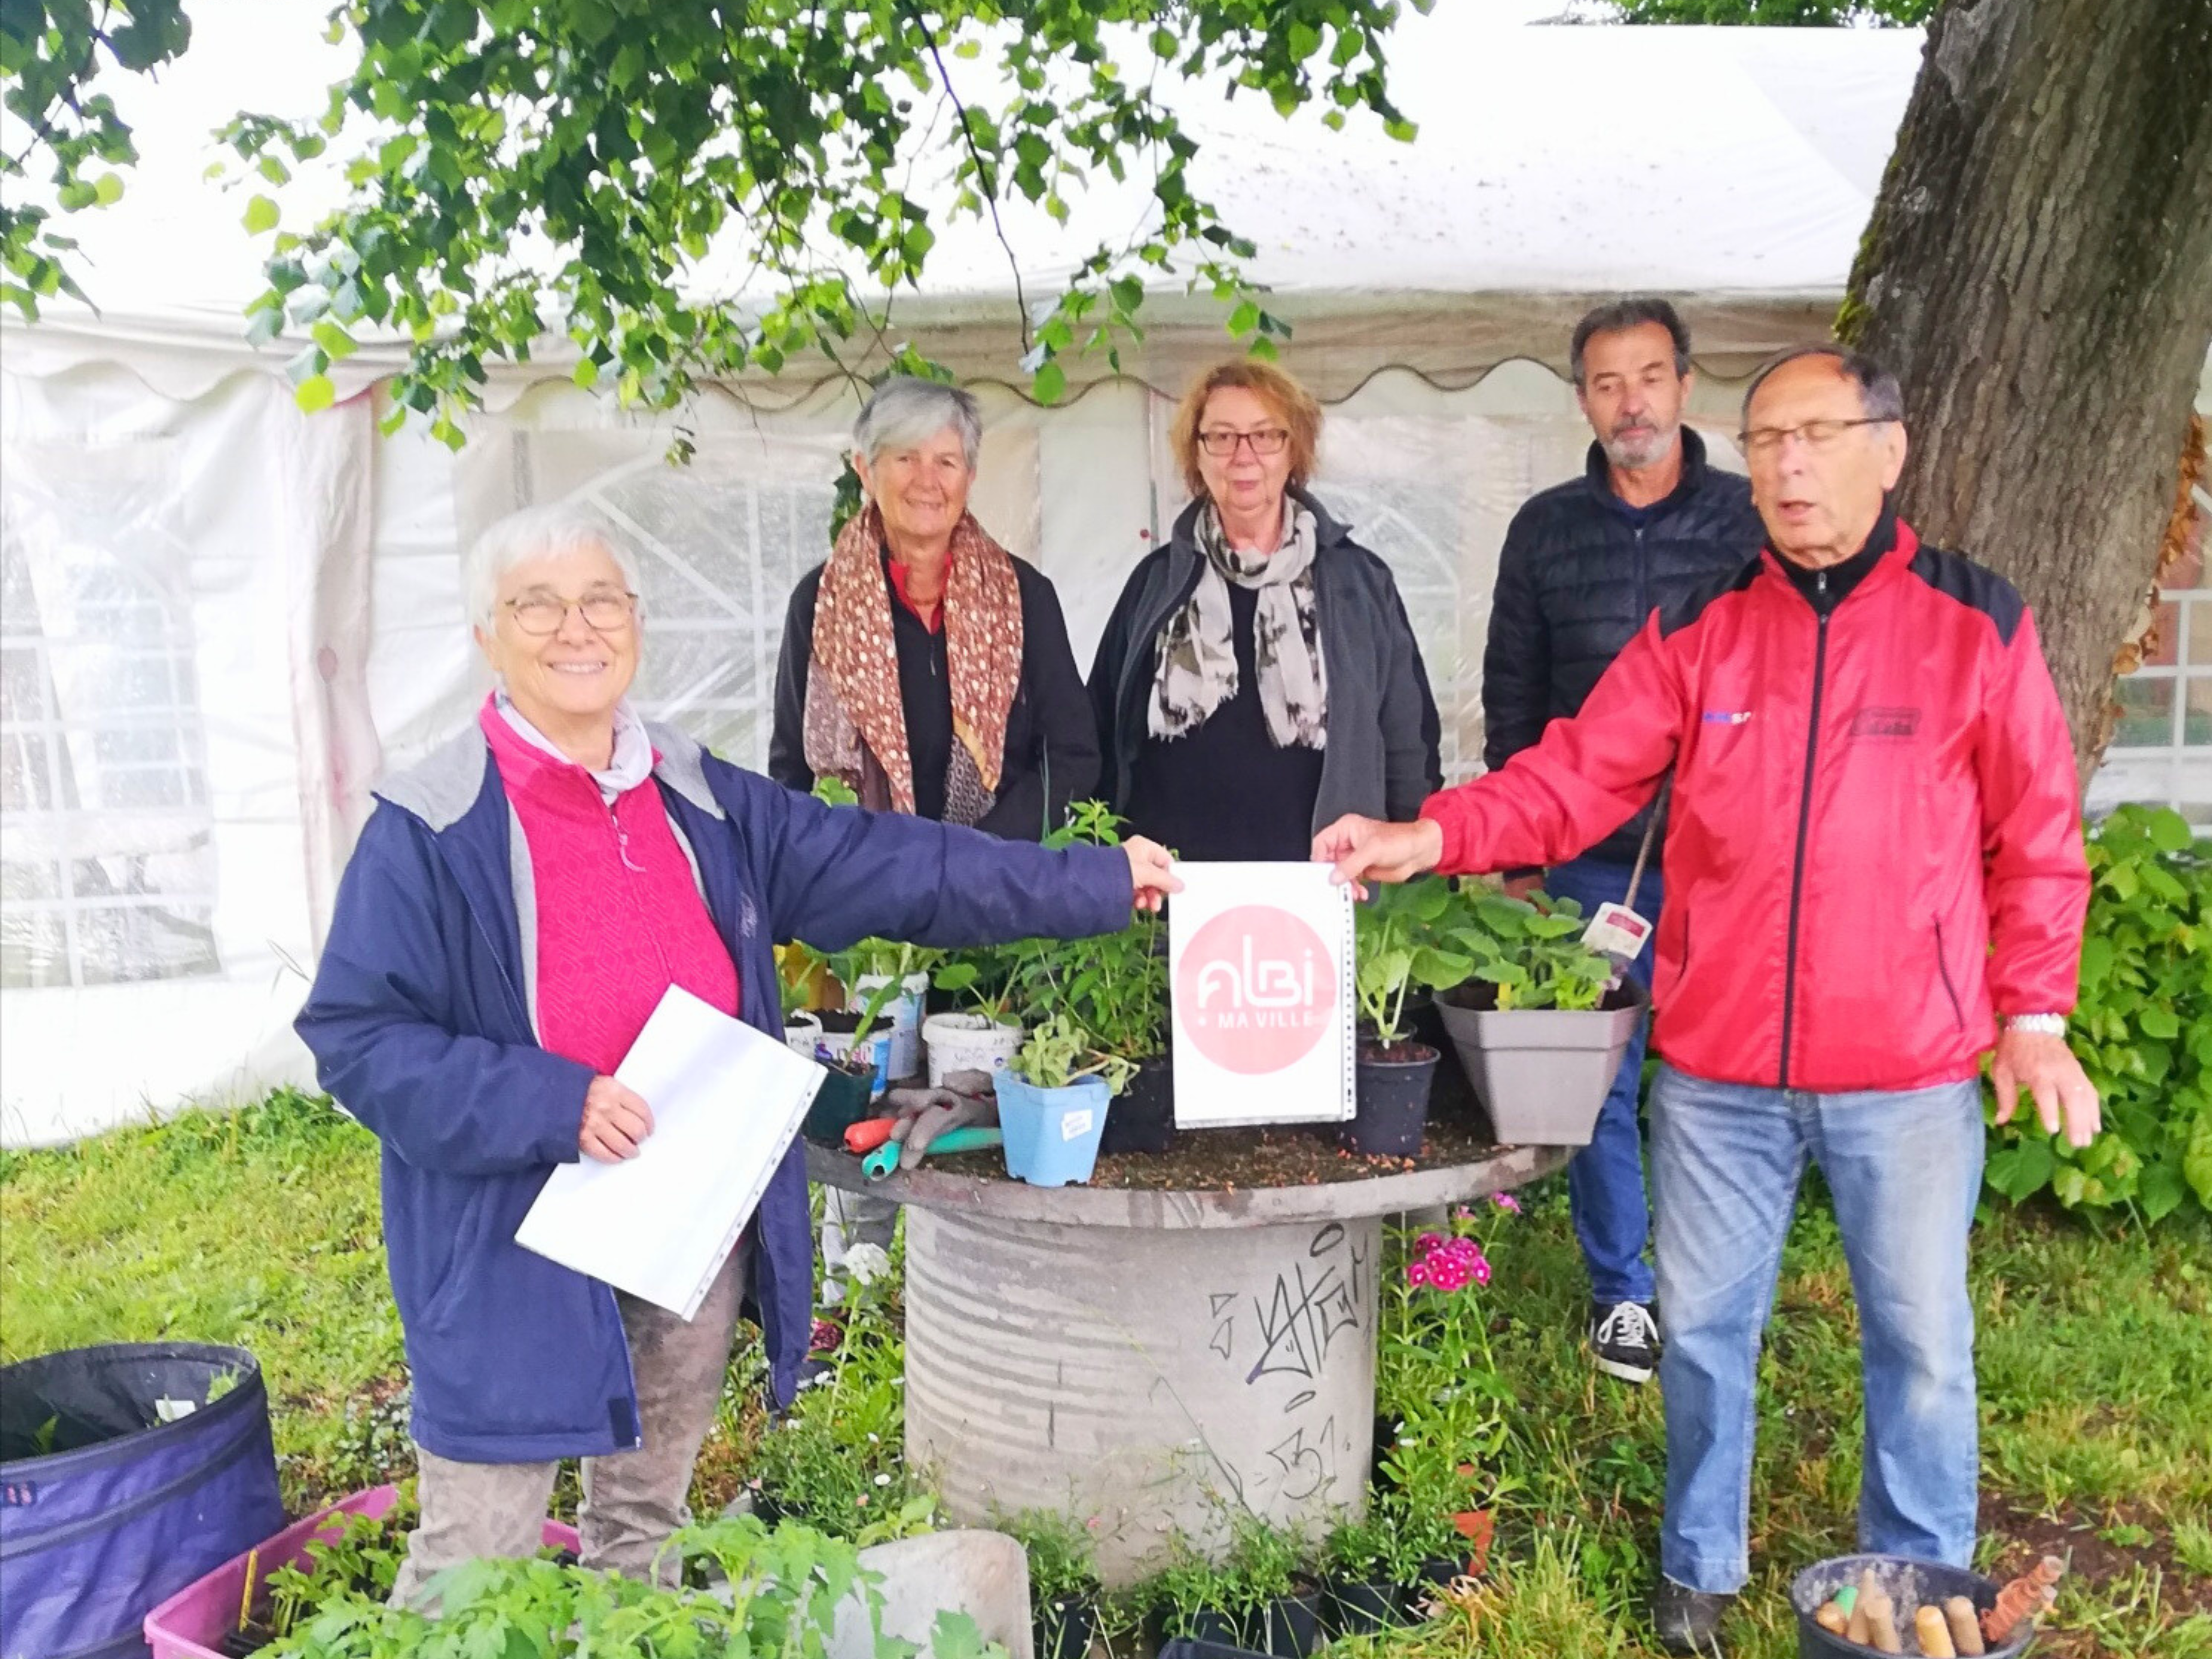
top-left (801, 504), bottom-right (1025, 822)
top-left (1148, 500), bottom-right (1328, 749)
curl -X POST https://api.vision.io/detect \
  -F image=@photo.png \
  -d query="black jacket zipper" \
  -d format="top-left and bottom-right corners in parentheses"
top-left (1777, 572), bottom-right (1832, 1087)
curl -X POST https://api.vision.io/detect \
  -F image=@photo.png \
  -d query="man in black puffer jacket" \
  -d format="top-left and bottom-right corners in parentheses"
top-left (1481, 298), bottom-right (1765, 1385)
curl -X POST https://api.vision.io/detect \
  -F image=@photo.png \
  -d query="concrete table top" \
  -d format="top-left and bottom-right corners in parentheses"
top-left (805, 1138), bottom-right (1572, 1230)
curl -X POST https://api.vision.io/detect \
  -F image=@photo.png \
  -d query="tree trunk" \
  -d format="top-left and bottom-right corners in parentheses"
top-left (1838, 0), bottom-right (2212, 787)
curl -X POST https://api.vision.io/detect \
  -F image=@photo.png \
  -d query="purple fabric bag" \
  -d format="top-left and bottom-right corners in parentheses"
top-left (1, 1344), bottom-right (284, 1659)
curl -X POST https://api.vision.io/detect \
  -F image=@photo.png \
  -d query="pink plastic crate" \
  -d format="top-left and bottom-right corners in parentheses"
top-left (144, 1482), bottom-right (579, 1659)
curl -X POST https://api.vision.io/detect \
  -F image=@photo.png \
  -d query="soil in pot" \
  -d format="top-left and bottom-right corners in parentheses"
top-left (1033, 1592), bottom-right (1098, 1659)
top-left (1097, 1055), bottom-right (1174, 1155)
top-left (1342, 1041), bottom-right (1439, 1156)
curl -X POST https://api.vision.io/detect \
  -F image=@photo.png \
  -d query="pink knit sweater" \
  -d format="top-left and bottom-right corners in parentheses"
top-left (481, 700), bottom-right (739, 1076)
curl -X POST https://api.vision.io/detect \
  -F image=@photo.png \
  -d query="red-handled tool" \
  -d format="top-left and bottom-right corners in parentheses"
top-left (843, 1117), bottom-right (899, 1154)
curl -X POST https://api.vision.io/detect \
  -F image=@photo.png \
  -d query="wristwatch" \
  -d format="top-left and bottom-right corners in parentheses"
top-left (2005, 1013), bottom-right (2067, 1036)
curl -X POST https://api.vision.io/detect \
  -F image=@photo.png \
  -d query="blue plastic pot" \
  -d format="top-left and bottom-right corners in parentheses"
top-left (996, 1071), bottom-right (1112, 1186)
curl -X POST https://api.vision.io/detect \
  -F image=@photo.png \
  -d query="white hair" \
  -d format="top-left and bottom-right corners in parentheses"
top-left (464, 503), bottom-right (643, 626)
top-left (854, 377), bottom-right (982, 471)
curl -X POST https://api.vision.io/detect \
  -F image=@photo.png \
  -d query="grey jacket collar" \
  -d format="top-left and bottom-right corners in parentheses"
top-left (373, 716), bottom-right (726, 833)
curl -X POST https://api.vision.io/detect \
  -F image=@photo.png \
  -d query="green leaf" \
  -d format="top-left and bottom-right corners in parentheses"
top-left (1984, 1137), bottom-right (2055, 1202)
top-left (2145, 807), bottom-right (2194, 854)
top-left (1032, 361), bottom-right (1065, 405)
top-left (293, 373), bottom-right (337, 414)
top-left (310, 320), bottom-right (357, 362)
top-left (2138, 1005), bottom-right (2180, 1041)
top-left (2185, 1105), bottom-right (2212, 1210)
top-left (91, 172), bottom-right (125, 205)
top-left (242, 194), bottom-right (280, 234)
top-left (571, 356), bottom-right (599, 390)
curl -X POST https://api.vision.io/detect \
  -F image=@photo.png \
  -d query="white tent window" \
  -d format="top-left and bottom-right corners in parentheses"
top-left (1, 445), bottom-right (219, 988)
top-left (2096, 487), bottom-right (2212, 824)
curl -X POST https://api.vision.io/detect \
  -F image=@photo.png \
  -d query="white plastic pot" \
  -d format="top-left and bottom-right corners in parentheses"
top-left (783, 1011), bottom-right (823, 1058)
top-left (922, 1012), bottom-right (1026, 1086)
top-left (849, 972), bottom-right (931, 1083)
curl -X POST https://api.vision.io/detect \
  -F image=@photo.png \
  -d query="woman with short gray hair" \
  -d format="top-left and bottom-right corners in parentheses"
top-left (769, 376), bottom-right (1097, 835)
top-left (298, 501), bottom-right (1172, 1597)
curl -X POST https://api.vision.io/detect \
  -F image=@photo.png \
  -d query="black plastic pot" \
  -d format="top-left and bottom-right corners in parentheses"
top-left (801, 1062), bottom-right (875, 1143)
top-left (1034, 1591), bottom-right (1099, 1659)
top-left (1182, 1592), bottom-right (1322, 1659)
top-left (1405, 992), bottom-right (1479, 1125)
top-left (1098, 1055), bottom-right (1175, 1155)
top-left (1342, 1043), bottom-right (1440, 1155)
top-left (1790, 1553), bottom-right (2037, 1659)
top-left (1321, 1576), bottom-right (1413, 1635)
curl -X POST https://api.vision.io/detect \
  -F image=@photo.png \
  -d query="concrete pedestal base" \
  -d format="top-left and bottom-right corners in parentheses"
top-left (807, 1137), bottom-right (1567, 1590)
top-left (904, 1208), bottom-right (1377, 1586)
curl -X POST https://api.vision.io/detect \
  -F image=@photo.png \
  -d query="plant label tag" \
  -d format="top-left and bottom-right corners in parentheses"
top-left (1581, 902), bottom-right (1652, 964)
top-left (1060, 1109), bottom-right (1094, 1142)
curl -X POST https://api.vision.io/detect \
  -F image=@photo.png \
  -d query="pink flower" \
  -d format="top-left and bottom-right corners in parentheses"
top-left (1406, 1259), bottom-right (1432, 1287)
top-left (1453, 1205), bottom-right (1476, 1221)
top-left (1416, 1232), bottom-right (1446, 1254)
top-left (1473, 1257), bottom-right (1492, 1286)
top-left (1448, 1238), bottom-right (1479, 1262)
top-left (1491, 1192), bottom-right (1522, 1214)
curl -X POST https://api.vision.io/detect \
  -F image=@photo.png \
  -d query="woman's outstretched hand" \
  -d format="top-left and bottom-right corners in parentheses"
top-left (1123, 836), bottom-right (1182, 913)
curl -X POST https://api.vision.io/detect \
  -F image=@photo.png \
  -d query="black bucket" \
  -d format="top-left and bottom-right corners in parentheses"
top-left (802, 1063), bottom-right (876, 1144)
top-left (1343, 1045), bottom-right (1439, 1156)
top-left (1099, 1057), bottom-right (1174, 1155)
top-left (1790, 1553), bottom-right (2038, 1659)
top-left (0, 1343), bottom-right (284, 1659)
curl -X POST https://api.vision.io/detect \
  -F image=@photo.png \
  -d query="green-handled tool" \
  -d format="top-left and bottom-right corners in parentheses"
top-left (861, 1125), bottom-right (1003, 1181)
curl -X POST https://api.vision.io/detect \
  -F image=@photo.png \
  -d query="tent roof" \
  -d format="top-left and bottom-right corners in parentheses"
top-left (1, 6), bottom-right (1923, 398)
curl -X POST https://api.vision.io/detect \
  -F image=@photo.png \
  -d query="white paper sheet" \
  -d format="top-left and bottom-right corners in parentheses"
top-left (1168, 863), bottom-right (1356, 1129)
top-left (516, 986), bottom-right (827, 1319)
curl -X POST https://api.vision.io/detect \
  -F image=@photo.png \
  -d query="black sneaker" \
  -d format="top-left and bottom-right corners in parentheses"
top-left (1589, 1299), bottom-right (1660, 1383)
top-left (1651, 1578), bottom-right (1733, 1654)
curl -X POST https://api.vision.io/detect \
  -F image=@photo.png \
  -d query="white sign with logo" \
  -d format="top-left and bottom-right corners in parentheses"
top-left (1167, 862), bottom-right (1357, 1130)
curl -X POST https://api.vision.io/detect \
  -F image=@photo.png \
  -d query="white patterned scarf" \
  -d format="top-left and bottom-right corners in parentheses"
top-left (1147, 501), bottom-right (1328, 749)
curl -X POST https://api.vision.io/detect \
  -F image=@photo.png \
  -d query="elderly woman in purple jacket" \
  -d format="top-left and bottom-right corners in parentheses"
top-left (297, 504), bottom-right (1175, 1598)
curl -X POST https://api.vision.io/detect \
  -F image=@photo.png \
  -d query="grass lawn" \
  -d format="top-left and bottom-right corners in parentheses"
top-left (3, 1091), bottom-right (2207, 1656)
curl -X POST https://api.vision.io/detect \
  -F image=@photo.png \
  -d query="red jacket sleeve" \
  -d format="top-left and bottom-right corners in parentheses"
top-left (1976, 608), bottom-right (2090, 1014)
top-left (1420, 613), bottom-right (1687, 875)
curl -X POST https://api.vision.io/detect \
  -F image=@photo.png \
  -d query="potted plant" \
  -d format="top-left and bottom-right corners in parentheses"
top-left (830, 936), bottom-right (940, 1083)
top-left (1161, 1516), bottom-right (1322, 1659)
top-left (925, 944), bottom-right (1032, 1083)
top-left (1003, 1510), bottom-right (1103, 1659)
top-left (1034, 802), bottom-right (1176, 1156)
top-left (790, 942), bottom-right (903, 1142)
top-left (1346, 878), bottom-right (1471, 1156)
top-left (997, 1013), bottom-right (1130, 1187)
top-left (1431, 890), bottom-right (1647, 1146)
top-left (1318, 1515), bottom-right (1420, 1634)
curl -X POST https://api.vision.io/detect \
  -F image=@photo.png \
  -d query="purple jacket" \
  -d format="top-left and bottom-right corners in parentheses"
top-left (297, 721), bottom-right (1130, 1464)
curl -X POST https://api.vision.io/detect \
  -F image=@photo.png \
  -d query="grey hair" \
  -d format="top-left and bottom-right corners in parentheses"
top-left (854, 376), bottom-right (983, 471)
top-left (1570, 297), bottom-right (1692, 388)
top-left (1742, 345), bottom-right (1907, 427)
top-left (464, 502), bottom-right (643, 626)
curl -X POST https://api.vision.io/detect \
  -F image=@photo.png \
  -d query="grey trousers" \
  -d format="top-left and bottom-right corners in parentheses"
top-left (389, 1238), bottom-right (749, 1603)
top-left (818, 1187), bottom-right (897, 1309)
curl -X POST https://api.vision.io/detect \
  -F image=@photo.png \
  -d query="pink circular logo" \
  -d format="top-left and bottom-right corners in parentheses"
top-left (1176, 905), bottom-right (1338, 1075)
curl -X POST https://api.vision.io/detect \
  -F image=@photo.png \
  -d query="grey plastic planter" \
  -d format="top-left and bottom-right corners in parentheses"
top-left (1435, 980), bottom-right (1649, 1147)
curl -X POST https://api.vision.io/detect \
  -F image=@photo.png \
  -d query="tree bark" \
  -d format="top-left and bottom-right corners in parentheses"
top-left (1838, 0), bottom-right (2212, 786)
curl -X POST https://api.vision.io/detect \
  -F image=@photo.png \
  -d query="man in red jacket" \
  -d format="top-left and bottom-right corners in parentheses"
top-left (1315, 346), bottom-right (2100, 1655)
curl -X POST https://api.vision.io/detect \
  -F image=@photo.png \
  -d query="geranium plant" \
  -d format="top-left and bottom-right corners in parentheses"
top-left (1013, 1013), bottom-right (1135, 1096)
top-left (1446, 891), bottom-right (1613, 1012)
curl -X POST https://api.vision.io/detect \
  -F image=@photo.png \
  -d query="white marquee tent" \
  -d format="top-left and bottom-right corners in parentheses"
top-left (2, 7), bottom-right (2201, 1143)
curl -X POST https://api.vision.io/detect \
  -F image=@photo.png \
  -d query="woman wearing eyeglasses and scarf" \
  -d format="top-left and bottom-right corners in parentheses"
top-left (1090, 359), bottom-right (1443, 860)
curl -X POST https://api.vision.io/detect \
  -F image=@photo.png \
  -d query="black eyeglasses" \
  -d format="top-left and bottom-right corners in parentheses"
top-left (1197, 427), bottom-right (1291, 458)
top-left (504, 591), bottom-right (637, 636)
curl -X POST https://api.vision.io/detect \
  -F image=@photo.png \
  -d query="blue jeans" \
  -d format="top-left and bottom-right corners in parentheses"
top-left (1543, 855), bottom-right (1660, 1307)
top-left (1648, 1064), bottom-right (1984, 1593)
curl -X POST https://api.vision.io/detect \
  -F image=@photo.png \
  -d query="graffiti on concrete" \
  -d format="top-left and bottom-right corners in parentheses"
top-left (1264, 1416), bottom-right (1338, 1501)
top-left (1202, 1221), bottom-right (1371, 1387)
